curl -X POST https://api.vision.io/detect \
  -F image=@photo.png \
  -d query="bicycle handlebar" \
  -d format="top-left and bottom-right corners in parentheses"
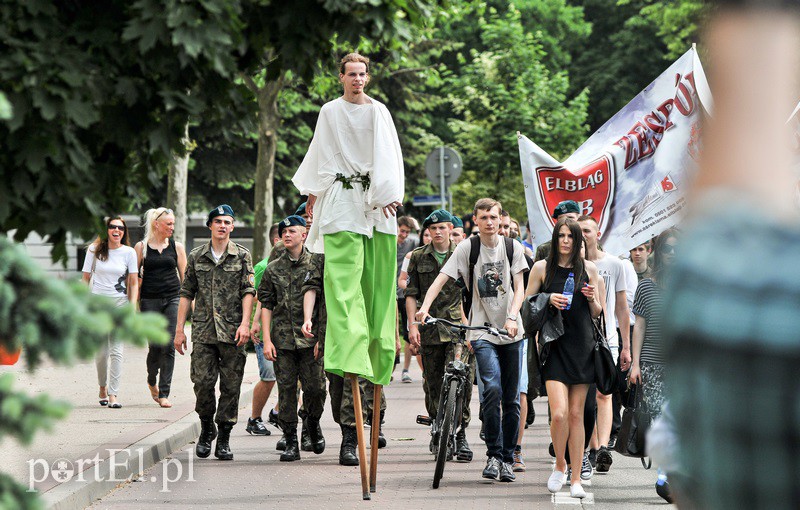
top-left (412, 317), bottom-right (508, 337)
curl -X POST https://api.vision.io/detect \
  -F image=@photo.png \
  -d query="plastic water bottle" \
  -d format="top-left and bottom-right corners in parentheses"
top-left (563, 272), bottom-right (575, 310)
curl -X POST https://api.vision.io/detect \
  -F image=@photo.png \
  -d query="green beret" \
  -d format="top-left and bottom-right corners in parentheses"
top-left (295, 202), bottom-right (307, 216)
top-left (206, 204), bottom-right (235, 226)
top-left (423, 209), bottom-right (454, 230)
top-left (451, 216), bottom-right (464, 229)
top-left (278, 215), bottom-right (307, 237)
top-left (551, 200), bottom-right (580, 219)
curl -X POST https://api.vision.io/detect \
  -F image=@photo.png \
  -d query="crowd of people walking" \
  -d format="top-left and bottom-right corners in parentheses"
top-left (81, 51), bottom-right (677, 504)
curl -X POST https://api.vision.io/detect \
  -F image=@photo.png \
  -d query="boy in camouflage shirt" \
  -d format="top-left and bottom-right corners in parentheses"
top-left (259, 215), bottom-right (327, 462)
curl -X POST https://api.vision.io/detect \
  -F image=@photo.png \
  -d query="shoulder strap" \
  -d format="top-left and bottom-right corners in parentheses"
top-left (504, 236), bottom-right (514, 270)
top-left (467, 235), bottom-right (481, 299)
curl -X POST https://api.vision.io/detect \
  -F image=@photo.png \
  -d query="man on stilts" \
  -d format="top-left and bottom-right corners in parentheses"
top-left (292, 52), bottom-right (404, 499)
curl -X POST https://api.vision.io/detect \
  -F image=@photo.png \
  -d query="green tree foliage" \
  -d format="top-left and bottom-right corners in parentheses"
top-left (631, 0), bottom-right (711, 59)
top-left (432, 3), bottom-right (590, 220)
top-left (0, 0), bottom-right (259, 262)
top-left (570, 0), bottom-right (710, 131)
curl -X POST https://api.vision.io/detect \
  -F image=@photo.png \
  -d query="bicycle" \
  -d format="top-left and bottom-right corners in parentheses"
top-left (414, 317), bottom-right (507, 489)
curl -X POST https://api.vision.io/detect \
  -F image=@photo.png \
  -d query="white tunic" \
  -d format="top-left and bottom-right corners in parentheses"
top-left (292, 96), bottom-right (405, 253)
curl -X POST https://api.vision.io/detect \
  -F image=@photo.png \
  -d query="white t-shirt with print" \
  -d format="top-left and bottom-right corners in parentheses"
top-left (593, 252), bottom-right (628, 349)
top-left (441, 236), bottom-right (528, 345)
top-left (82, 245), bottom-right (138, 306)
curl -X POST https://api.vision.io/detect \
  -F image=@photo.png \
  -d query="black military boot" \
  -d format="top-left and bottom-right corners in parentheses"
top-left (276, 432), bottom-right (287, 451)
top-left (455, 428), bottom-right (473, 462)
top-left (300, 419), bottom-right (313, 452)
top-left (214, 422), bottom-right (234, 461)
top-left (307, 418), bottom-right (326, 454)
top-left (195, 419), bottom-right (216, 458)
top-left (339, 425), bottom-right (359, 466)
top-left (280, 428), bottom-right (301, 462)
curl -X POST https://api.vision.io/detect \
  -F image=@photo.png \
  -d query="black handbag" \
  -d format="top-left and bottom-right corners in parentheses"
top-left (614, 382), bottom-right (653, 468)
top-left (591, 311), bottom-right (617, 395)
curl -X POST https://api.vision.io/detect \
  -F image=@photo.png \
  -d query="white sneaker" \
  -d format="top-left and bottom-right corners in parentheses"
top-left (570, 482), bottom-right (587, 499)
top-left (547, 468), bottom-right (567, 493)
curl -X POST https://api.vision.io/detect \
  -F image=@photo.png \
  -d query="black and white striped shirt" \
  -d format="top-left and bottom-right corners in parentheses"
top-left (632, 278), bottom-right (664, 364)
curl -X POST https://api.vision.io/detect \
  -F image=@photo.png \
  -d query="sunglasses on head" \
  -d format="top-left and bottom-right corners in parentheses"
top-left (155, 208), bottom-right (173, 220)
top-left (108, 224), bottom-right (125, 231)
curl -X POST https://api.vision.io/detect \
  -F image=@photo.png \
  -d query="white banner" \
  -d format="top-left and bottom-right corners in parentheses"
top-left (519, 47), bottom-right (712, 256)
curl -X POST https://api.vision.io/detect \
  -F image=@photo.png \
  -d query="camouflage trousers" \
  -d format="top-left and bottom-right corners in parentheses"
top-left (275, 347), bottom-right (327, 428)
top-left (327, 372), bottom-right (387, 427)
top-left (421, 343), bottom-right (474, 430)
top-left (190, 341), bottom-right (247, 425)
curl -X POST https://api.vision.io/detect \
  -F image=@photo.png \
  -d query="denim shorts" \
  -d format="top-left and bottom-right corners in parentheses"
top-left (254, 342), bottom-right (276, 382)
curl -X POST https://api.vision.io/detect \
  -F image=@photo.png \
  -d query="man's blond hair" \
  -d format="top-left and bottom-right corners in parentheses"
top-left (339, 53), bottom-right (370, 74)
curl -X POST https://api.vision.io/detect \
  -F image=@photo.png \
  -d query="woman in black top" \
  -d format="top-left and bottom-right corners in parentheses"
top-left (629, 228), bottom-right (677, 502)
top-left (135, 207), bottom-right (187, 408)
top-left (526, 218), bottom-right (602, 499)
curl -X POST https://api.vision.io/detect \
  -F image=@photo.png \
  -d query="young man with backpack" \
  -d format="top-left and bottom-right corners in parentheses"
top-left (416, 198), bottom-right (527, 483)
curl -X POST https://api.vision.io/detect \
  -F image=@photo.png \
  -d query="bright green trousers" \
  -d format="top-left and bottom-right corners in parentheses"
top-left (323, 230), bottom-right (397, 386)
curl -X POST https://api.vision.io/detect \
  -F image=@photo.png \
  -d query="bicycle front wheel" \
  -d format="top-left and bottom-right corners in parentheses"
top-left (432, 379), bottom-right (459, 489)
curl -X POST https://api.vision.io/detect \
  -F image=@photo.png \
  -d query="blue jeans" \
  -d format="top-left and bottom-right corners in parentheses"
top-left (471, 339), bottom-right (523, 463)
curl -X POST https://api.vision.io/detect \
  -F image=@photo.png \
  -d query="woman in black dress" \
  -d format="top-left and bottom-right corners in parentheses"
top-left (526, 217), bottom-right (602, 499)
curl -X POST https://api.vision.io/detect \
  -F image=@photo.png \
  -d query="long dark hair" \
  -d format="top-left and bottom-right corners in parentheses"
top-left (544, 218), bottom-right (585, 289)
top-left (91, 216), bottom-right (130, 262)
top-left (651, 228), bottom-right (678, 284)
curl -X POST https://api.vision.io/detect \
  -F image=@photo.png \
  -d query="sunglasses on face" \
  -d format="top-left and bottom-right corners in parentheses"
top-left (108, 224), bottom-right (125, 231)
top-left (662, 244), bottom-right (676, 254)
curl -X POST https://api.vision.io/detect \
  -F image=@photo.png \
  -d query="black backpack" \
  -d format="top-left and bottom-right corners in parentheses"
top-left (461, 236), bottom-right (532, 318)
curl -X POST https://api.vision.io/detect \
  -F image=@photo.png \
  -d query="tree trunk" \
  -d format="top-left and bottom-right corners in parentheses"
top-left (252, 75), bottom-right (285, 262)
top-left (167, 123), bottom-right (191, 245)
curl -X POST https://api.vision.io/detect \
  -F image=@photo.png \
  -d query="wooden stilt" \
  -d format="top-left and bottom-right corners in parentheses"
top-left (349, 373), bottom-right (371, 500)
top-left (369, 384), bottom-right (382, 493)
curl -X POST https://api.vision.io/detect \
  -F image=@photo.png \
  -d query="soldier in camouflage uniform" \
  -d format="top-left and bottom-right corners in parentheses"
top-left (325, 374), bottom-right (387, 465)
top-left (405, 209), bottom-right (474, 461)
top-left (175, 205), bottom-right (255, 461)
top-left (301, 239), bottom-right (386, 466)
top-left (260, 215), bottom-right (327, 461)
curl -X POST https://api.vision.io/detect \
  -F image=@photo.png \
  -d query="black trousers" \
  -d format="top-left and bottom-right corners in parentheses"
top-left (141, 296), bottom-right (179, 398)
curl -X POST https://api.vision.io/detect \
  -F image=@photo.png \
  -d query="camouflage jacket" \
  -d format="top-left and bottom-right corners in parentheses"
top-left (302, 252), bottom-right (326, 348)
top-left (258, 247), bottom-right (325, 350)
top-left (269, 241), bottom-right (287, 262)
top-left (405, 242), bottom-right (463, 345)
top-left (534, 240), bottom-right (551, 263)
top-left (180, 241), bottom-right (256, 345)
